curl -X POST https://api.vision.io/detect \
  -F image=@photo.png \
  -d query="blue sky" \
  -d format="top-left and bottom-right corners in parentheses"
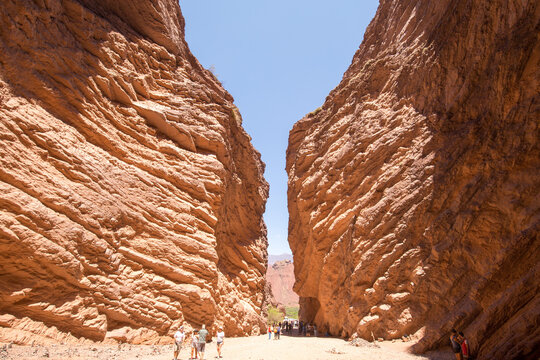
top-left (180, 1), bottom-right (379, 254)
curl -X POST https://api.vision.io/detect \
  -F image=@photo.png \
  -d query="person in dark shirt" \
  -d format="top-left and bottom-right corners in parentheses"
top-left (450, 329), bottom-right (462, 360)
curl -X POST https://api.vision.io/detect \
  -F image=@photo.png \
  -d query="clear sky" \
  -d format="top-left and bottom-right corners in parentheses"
top-left (180, 1), bottom-right (379, 255)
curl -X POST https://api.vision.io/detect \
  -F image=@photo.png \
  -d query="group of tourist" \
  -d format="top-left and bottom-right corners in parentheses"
top-left (281, 320), bottom-right (294, 335)
top-left (267, 320), bottom-right (319, 339)
top-left (298, 321), bottom-right (317, 337)
top-left (450, 329), bottom-right (471, 360)
top-left (173, 324), bottom-right (225, 360)
top-left (268, 322), bottom-right (288, 339)
top-left (268, 323), bottom-right (281, 339)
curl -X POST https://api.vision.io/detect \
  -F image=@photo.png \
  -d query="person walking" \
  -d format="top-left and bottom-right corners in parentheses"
top-left (450, 329), bottom-right (462, 360)
top-left (198, 325), bottom-right (209, 360)
top-left (216, 326), bottom-right (225, 358)
top-left (173, 325), bottom-right (185, 360)
top-left (459, 332), bottom-right (470, 360)
top-left (268, 324), bottom-right (272, 340)
top-left (276, 324), bottom-right (281, 340)
top-left (190, 330), bottom-right (199, 360)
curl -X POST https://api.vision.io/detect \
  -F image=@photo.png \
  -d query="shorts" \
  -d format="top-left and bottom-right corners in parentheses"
top-left (217, 341), bottom-right (223, 346)
top-left (175, 341), bottom-right (183, 351)
top-left (198, 343), bottom-right (206, 352)
top-left (452, 345), bottom-right (461, 354)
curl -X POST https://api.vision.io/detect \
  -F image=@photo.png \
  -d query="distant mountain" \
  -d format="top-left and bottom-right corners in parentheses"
top-left (266, 260), bottom-right (298, 306)
top-left (268, 253), bottom-right (293, 265)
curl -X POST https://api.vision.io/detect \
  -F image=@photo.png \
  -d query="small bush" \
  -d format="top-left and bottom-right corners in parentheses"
top-left (285, 306), bottom-right (299, 319)
top-left (308, 106), bottom-right (322, 117)
top-left (267, 306), bottom-right (284, 324)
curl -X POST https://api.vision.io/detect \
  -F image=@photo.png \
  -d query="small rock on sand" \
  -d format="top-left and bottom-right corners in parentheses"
top-left (349, 338), bottom-right (380, 348)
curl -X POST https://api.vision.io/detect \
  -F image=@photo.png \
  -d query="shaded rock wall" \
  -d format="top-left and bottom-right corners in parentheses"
top-left (0, 0), bottom-right (268, 344)
top-left (287, 0), bottom-right (539, 359)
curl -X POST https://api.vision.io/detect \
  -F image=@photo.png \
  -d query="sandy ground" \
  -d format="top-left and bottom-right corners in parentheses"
top-left (0, 335), bottom-right (455, 360)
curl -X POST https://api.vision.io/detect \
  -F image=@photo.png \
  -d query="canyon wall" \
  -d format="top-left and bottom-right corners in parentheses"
top-left (0, 0), bottom-right (268, 344)
top-left (287, 1), bottom-right (539, 359)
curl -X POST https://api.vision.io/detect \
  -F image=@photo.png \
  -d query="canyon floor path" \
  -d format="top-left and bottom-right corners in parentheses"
top-left (1, 336), bottom-right (454, 360)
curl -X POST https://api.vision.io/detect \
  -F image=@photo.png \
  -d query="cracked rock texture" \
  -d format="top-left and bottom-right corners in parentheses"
top-left (0, 0), bottom-right (268, 345)
top-left (287, 1), bottom-right (539, 359)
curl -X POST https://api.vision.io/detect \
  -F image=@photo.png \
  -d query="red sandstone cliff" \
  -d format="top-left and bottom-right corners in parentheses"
top-left (266, 260), bottom-right (299, 307)
top-left (0, 0), bottom-right (268, 344)
top-left (287, 1), bottom-right (539, 359)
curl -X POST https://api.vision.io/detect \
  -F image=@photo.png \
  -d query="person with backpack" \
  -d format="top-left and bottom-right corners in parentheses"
top-left (460, 331), bottom-right (470, 360)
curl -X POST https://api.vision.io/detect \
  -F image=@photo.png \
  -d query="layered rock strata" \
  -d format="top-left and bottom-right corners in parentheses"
top-left (287, 1), bottom-right (539, 359)
top-left (0, 0), bottom-right (268, 344)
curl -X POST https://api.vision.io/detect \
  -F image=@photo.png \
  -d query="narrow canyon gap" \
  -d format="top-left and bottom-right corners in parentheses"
top-left (0, 0), bottom-right (269, 344)
top-left (287, 1), bottom-right (539, 359)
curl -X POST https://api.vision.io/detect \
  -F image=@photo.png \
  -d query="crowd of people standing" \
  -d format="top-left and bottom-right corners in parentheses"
top-left (173, 324), bottom-right (225, 360)
top-left (267, 320), bottom-right (318, 339)
top-left (172, 322), bottom-right (471, 359)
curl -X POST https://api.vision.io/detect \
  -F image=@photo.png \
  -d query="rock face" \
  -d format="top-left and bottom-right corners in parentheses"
top-left (0, 0), bottom-right (268, 345)
top-left (266, 260), bottom-right (299, 307)
top-left (287, 1), bottom-right (539, 359)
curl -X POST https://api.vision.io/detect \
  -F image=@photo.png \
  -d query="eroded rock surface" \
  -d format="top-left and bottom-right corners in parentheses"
top-left (287, 1), bottom-right (539, 359)
top-left (0, 0), bottom-right (268, 344)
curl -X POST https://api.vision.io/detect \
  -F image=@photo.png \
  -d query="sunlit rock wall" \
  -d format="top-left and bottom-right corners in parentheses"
top-left (287, 1), bottom-right (539, 359)
top-left (0, 0), bottom-right (268, 344)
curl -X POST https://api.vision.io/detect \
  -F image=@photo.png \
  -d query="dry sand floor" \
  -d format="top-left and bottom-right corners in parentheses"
top-left (0, 335), bottom-right (455, 360)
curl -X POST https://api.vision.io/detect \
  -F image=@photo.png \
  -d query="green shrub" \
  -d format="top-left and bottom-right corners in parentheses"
top-left (267, 306), bottom-right (284, 324)
top-left (308, 106), bottom-right (322, 117)
top-left (285, 306), bottom-right (299, 319)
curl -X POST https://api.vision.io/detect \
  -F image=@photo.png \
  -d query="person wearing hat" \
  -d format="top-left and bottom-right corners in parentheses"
top-left (173, 325), bottom-right (186, 360)
top-left (216, 326), bottom-right (225, 358)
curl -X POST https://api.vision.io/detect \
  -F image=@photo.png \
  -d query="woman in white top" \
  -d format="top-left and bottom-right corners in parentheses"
top-left (173, 325), bottom-right (185, 360)
top-left (216, 326), bottom-right (225, 358)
